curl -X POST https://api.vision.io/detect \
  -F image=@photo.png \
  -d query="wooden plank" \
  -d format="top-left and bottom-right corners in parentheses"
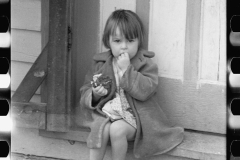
top-left (11, 152), bottom-right (194, 160)
top-left (218, 0), bottom-right (226, 83)
top-left (136, 0), bottom-right (150, 50)
top-left (11, 102), bottom-right (46, 129)
top-left (11, 44), bottom-right (48, 102)
top-left (200, 0), bottom-right (221, 81)
top-left (39, 129), bottom-right (226, 160)
top-left (11, 29), bottom-right (42, 63)
top-left (41, 0), bottom-right (49, 49)
top-left (46, 0), bottom-right (72, 132)
top-left (184, 0), bottom-right (201, 81)
top-left (12, 127), bottom-right (225, 160)
top-left (149, 0), bottom-right (187, 79)
top-left (11, 51), bottom-right (38, 63)
top-left (157, 77), bottom-right (226, 134)
top-left (11, 0), bottom-right (41, 31)
top-left (11, 153), bottom-right (68, 160)
top-left (11, 91), bottom-right (41, 103)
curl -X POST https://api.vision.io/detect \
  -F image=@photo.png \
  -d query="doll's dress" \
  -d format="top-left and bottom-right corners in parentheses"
top-left (102, 59), bottom-right (137, 129)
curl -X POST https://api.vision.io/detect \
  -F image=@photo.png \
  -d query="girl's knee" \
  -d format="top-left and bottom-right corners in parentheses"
top-left (109, 120), bottom-right (136, 141)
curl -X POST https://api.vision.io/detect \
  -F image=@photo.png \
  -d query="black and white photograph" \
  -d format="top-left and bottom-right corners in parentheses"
top-left (7, 0), bottom-right (239, 160)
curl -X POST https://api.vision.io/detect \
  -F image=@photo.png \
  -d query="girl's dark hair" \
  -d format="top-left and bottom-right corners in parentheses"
top-left (102, 9), bottom-right (144, 49)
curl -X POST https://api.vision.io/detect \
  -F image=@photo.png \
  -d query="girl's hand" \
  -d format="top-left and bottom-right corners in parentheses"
top-left (92, 85), bottom-right (108, 101)
top-left (117, 52), bottom-right (130, 73)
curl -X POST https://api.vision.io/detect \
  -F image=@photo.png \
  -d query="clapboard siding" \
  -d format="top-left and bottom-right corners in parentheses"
top-left (11, 0), bottom-right (49, 104)
top-left (11, 0), bottom-right (41, 31)
top-left (11, 29), bottom-right (42, 63)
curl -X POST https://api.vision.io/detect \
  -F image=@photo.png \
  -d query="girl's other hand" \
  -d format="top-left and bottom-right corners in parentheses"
top-left (92, 85), bottom-right (108, 101)
top-left (117, 52), bottom-right (130, 72)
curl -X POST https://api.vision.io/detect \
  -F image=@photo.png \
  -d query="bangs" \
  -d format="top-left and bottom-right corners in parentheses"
top-left (110, 18), bottom-right (140, 40)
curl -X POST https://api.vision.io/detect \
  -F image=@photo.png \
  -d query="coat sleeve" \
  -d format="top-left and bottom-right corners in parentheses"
top-left (80, 61), bottom-right (104, 109)
top-left (119, 58), bottom-right (158, 101)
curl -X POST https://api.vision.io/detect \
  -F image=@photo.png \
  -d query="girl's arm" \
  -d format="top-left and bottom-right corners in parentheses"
top-left (119, 58), bottom-right (158, 101)
top-left (80, 61), bottom-right (104, 109)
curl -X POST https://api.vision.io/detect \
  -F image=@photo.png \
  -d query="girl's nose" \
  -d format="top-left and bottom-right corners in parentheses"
top-left (121, 41), bottom-right (127, 49)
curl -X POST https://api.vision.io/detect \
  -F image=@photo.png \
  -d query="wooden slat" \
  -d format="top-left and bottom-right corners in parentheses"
top-left (11, 44), bottom-right (48, 102)
top-left (11, 0), bottom-right (41, 31)
top-left (136, 0), bottom-right (150, 50)
top-left (46, 0), bottom-right (72, 132)
top-left (11, 29), bottom-right (42, 63)
top-left (200, 0), bottom-right (221, 81)
top-left (218, 0), bottom-right (226, 83)
top-left (184, 0), bottom-right (201, 81)
top-left (41, 0), bottom-right (49, 49)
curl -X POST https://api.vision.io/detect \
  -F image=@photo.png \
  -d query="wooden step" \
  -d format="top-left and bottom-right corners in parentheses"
top-left (164, 130), bottom-right (226, 160)
top-left (39, 129), bottom-right (226, 160)
top-left (11, 102), bottom-right (226, 159)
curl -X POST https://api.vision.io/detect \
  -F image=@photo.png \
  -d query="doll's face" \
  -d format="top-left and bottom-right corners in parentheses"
top-left (109, 27), bottom-right (139, 59)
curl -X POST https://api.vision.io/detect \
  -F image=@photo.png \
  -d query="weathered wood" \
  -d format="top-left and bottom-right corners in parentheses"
top-left (11, 44), bottom-right (48, 102)
top-left (12, 126), bottom-right (225, 160)
top-left (46, 0), bottom-right (72, 132)
top-left (11, 0), bottom-right (41, 31)
top-left (157, 77), bottom-right (226, 134)
top-left (11, 102), bottom-right (46, 129)
top-left (184, 0), bottom-right (201, 81)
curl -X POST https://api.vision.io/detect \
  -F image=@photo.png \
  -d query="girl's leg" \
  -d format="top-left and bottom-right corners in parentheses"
top-left (90, 122), bottom-right (111, 160)
top-left (110, 120), bottom-right (136, 160)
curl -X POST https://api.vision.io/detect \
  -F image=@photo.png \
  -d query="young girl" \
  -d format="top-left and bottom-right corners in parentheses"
top-left (80, 9), bottom-right (184, 160)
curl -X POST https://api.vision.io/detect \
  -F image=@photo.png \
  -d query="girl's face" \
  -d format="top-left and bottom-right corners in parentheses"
top-left (109, 27), bottom-right (139, 59)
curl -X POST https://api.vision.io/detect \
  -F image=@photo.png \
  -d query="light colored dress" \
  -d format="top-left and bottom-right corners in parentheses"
top-left (102, 59), bottom-right (137, 128)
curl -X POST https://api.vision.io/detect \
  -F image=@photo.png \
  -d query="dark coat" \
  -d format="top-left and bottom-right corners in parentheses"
top-left (79, 49), bottom-right (184, 158)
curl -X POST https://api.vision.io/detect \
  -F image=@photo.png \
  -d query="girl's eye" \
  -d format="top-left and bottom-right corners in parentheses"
top-left (128, 39), bottom-right (135, 42)
top-left (114, 40), bottom-right (121, 43)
